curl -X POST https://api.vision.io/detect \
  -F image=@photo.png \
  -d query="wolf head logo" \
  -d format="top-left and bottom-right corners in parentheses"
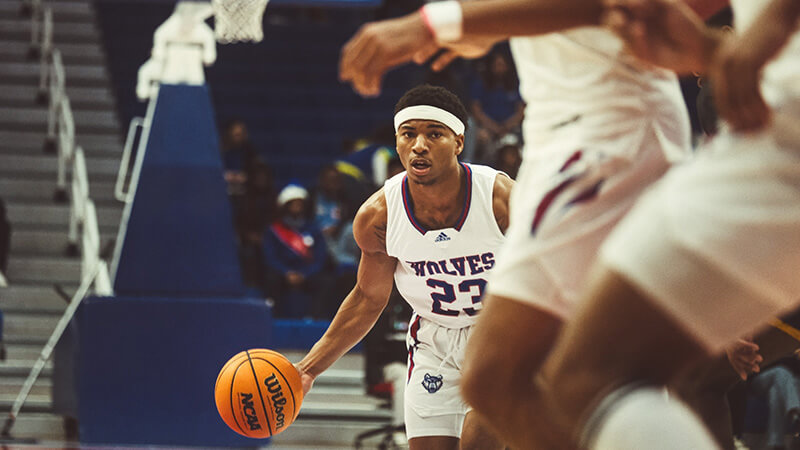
top-left (422, 373), bottom-right (443, 394)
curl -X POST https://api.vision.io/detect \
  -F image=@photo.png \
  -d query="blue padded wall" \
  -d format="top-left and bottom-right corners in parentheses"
top-left (78, 296), bottom-right (272, 447)
top-left (113, 84), bottom-right (245, 297)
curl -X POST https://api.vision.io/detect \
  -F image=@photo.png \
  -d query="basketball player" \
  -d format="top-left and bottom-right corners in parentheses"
top-left (337, 1), bottom-right (741, 448)
top-left (295, 84), bottom-right (512, 450)
top-left (526, 0), bottom-right (800, 448)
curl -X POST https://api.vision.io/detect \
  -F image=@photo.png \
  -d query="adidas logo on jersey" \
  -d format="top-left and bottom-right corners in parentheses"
top-left (434, 232), bottom-right (451, 243)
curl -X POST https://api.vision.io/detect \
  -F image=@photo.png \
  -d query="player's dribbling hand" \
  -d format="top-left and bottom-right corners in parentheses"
top-left (295, 365), bottom-right (316, 396)
top-left (725, 338), bottom-right (763, 380)
top-left (339, 13), bottom-right (437, 97)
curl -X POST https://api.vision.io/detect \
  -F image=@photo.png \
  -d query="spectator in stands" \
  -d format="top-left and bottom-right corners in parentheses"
top-left (236, 161), bottom-right (277, 290)
top-left (219, 118), bottom-right (259, 196)
top-left (493, 134), bottom-right (523, 179)
top-left (470, 50), bottom-right (525, 162)
top-left (313, 165), bottom-right (347, 247)
top-left (262, 184), bottom-right (331, 318)
top-left (746, 356), bottom-right (800, 449)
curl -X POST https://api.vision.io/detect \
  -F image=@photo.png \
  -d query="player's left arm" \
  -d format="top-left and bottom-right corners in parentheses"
top-left (492, 173), bottom-right (513, 234)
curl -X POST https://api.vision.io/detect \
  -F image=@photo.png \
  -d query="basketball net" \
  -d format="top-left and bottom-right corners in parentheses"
top-left (211, 0), bottom-right (269, 43)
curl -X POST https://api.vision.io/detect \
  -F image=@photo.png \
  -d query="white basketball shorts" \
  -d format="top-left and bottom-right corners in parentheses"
top-left (488, 127), bottom-right (672, 319)
top-left (601, 114), bottom-right (800, 352)
top-left (404, 314), bottom-right (471, 439)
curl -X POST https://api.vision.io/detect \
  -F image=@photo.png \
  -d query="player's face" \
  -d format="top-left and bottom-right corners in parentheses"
top-left (396, 120), bottom-right (463, 186)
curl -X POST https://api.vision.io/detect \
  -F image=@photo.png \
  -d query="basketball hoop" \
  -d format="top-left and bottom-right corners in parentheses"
top-left (211, 0), bottom-right (269, 44)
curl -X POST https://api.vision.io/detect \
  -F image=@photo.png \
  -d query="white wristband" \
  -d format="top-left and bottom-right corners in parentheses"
top-left (420, 1), bottom-right (463, 43)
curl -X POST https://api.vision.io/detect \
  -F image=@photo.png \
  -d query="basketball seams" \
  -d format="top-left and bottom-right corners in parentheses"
top-left (250, 357), bottom-right (301, 422)
top-left (245, 350), bottom-right (274, 437)
top-left (228, 360), bottom-right (250, 436)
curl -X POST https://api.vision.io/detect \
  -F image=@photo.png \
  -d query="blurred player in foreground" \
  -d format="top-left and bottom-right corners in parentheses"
top-left (295, 85), bottom-right (513, 450)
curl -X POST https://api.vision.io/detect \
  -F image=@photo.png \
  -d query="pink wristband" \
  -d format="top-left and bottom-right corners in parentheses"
top-left (419, 1), bottom-right (463, 43)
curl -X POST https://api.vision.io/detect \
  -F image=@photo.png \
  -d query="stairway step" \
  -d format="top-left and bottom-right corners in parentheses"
top-left (0, 60), bottom-right (108, 82)
top-left (0, 41), bottom-right (104, 65)
top-left (0, 84), bottom-right (114, 109)
top-left (0, 360), bottom-right (53, 378)
top-left (271, 420), bottom-right (395, 447)
top-left (0, 130), bottom-right (122, 155)
top-left (0, 284), bottom-right (70, 313)
top-left (0, 375), bottom-right (52, 397)
top-left (0, 0), bottom-right (94, 21)
top-left (0, 395), bottom-right (53, 413)
top-left (5, 256), bottom-right (82, 284)
top-left (0, 413), bottom-right (64, 440)
top-left (0, 106), bottom-right (118, 134)
top-left (0, 19), bottom-right (97, 43)
top-left (5, 201), bottom-right (122, 229)
top-left (3, 342), bottom-right (59, 361)
top-left (3, 312), bottom-right (61, 340)
top-left (0, 153), bottom-right (121, 176)
top-left (9, 229), bottom-right (115, 258)
top-left (0, 177), bottom-right (118, 203)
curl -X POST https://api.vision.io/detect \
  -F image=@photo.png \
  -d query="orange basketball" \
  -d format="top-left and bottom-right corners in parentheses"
top-left (214, 349), bottom-right (304, 438)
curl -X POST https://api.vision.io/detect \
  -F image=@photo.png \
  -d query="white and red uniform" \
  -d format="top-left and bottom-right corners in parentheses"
top-left (487, 28), bottom-right (692, 318)
top-left (601, 0), bottom-right (800, 351)
top-left (384, 163), bottom-right (505, 438)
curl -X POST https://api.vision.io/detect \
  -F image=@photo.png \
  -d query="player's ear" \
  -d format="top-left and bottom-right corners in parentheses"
top-left (454, 134), bottom-right (464, 156)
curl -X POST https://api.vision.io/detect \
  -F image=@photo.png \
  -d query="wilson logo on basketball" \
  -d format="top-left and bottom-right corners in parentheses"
top-left (239, 392), bottom-right (262, 431)
top-left (264, 374), bottom-right (287, 429)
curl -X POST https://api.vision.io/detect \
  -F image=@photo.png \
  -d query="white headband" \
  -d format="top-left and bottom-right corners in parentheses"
top-left (394, 105), bottom-right (465, 136)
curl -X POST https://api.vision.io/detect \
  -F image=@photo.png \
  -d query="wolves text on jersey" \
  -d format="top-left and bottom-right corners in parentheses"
top-left (405, 252), bottom-right (495, 278)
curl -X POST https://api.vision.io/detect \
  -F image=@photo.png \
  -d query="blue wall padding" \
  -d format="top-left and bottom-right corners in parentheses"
top-left (113, 84), bottom-right (245, 298)
top-left (78, 296), bottom-right (272, 447)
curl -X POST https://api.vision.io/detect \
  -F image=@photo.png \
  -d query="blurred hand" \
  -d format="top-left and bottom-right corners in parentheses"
top-left (725, 338), bottom-right (763, 380)
top-left (339, 11), bottom-right (499, 97)
top-left (602, 0), bottom-right (716, 74)
top-left (339, 12), bottom-right (437, 97)
top-left (708, 36), bottom-right (771, 132)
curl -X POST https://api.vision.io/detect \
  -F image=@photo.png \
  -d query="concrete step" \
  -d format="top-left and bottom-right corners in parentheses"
top-left (0, 375), bottom-right (52, 397)
top-left (3, 312), bottom-right (61, 341)
top-left (0, 177), bottom-right (118, 203)
top-left (0, 19), bottom-right (98, 43)
top-left (5, 255), bottom-right (82, 284)
top-left (3, 342), bottom-right (60, 361)
top-left (5, 201), bottom-right (123, 229)
top-left (0, 41), bottom-right (104, 65)
top-left (0, 130), bottom-right (123, 155)
top-left (0, 413), bottom-right (64, 440)
top-left (0, 360), bottom-right (53, 378)
top-left (0, 394), bottom-right (53, 413)
top-left (0, 284), bottom-right (70, 314)
top-left (0, 61), bottom-right (108, 83)
top-left (0, 84), bottom-right (114, 109)
top-left (9, 229), bottom-right (115, 258)
top-left (0, 0), bottom-right (94, 22)
top-left (271, 420), bottom-right (396, 448)
top-left (0, 153), bottom-right (122, 176)
top-left (0, 106), bottom-right (118, 134)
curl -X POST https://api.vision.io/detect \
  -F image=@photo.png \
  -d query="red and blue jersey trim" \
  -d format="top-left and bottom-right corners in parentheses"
top-left (401, 163), bottom-right (472, 235)
top-left (407, 315), bottom-right (422, 383)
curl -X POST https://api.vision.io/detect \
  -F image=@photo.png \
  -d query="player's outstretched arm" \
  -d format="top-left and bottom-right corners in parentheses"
top-left (295, 189), bottom-right (396, 395)
top-left (340, 0), bottom-right (605, 97)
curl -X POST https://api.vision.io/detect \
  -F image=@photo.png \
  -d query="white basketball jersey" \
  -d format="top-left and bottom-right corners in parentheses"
top-left (509, 29), bottom-right (691, 162)
top-left (385, 164), bottom-right (506, 329)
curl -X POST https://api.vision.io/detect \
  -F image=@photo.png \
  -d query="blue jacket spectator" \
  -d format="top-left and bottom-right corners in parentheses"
top-left (263, 184), bottom-right (332, 318)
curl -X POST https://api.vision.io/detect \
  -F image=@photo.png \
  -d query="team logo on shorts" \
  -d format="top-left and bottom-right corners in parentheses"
top-left (422, 373), bottom-right (443, 393)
